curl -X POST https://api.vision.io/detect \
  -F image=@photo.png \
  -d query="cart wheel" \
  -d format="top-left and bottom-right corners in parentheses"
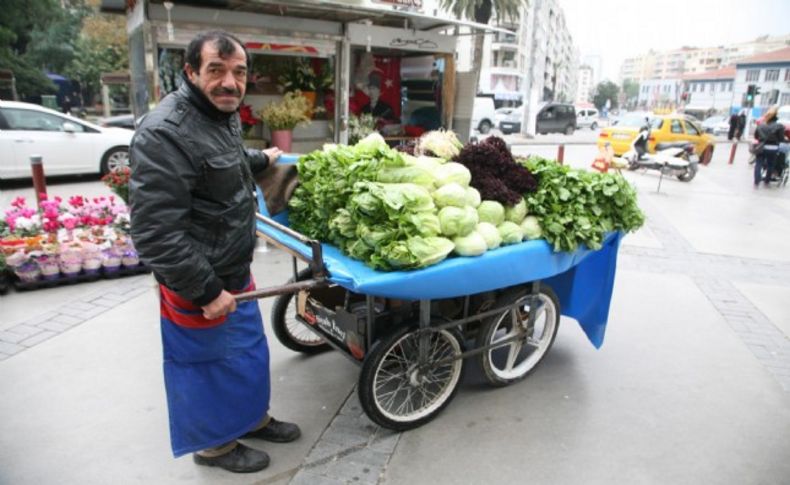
top-left (270, 268), bottom-right (330, 354)
top-left (476, 286), bottom-right (560, 387)
top-left (358, 326), bottom-right (464, 431)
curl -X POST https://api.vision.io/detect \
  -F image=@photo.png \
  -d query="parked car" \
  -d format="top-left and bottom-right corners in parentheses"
top-left (0, 100), bottom-right (133, 180)
top-left (472, 97), bottom-right (497, 134)
top-left (576, 107), bottom-right (600, 129)
top-left (494, 106), bottom-right (517, 127)
top-left (701, 115), bottom-right (729, 136)
top-left (98, 113), bottom-right (136, 130)
top-left (498, 106), bottom-right (524, 134)
top-left (536, 103), bottom-right (576, 135)
top-left (597, 113), bottom-right (715, 164)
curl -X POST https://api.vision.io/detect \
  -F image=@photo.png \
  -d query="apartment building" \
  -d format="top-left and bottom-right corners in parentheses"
top-left (576, 64), bottom-right (594, 104)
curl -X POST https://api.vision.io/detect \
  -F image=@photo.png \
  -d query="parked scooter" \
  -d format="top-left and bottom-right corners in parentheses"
top-left (617, 121), bottom-right (699, 182)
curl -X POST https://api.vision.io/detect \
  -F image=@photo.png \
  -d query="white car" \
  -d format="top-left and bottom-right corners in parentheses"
top-left (576, 108), bottom-right (600, 130)
top-left (0, 101), bottom-right (132, 180)
top-left (472, 97), bottom-right (497, 134)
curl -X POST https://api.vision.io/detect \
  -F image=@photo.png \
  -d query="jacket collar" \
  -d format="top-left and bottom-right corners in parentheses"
top-left (180, 72), bottom-right (236, 122)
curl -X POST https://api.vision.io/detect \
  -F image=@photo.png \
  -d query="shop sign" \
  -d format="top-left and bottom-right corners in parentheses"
top-left (347, 23), bottom-right (455, 53)
top-left (373, 0), bottom-right (423, 10)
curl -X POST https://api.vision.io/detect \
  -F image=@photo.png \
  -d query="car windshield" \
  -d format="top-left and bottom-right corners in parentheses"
top-left (704, 116), bottom-right (724, 125)
top-left (615, 115), bottom-right (656, 128)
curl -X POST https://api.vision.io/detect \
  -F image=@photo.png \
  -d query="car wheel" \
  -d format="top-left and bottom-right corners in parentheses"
top-left (478, 120), bottom-right (492, 134)
top-left (590, 122), bottom-right (598, 130)
top-left (564, 125), bottom-right (574, 135)
top-left (700, 146), bottom-right (713, 166)
top-left (101, 147), bottom-right (130, 175)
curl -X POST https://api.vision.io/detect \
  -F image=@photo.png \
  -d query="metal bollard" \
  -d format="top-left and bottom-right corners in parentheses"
top-left (557, 144), bottom-right (565, 165)
top-left (30, 155), bottom-right (48, 207)
top-left (728, 142), bottom-right (738, 165)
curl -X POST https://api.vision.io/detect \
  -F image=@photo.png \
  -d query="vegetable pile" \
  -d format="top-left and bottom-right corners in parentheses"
top-left (520, 156), bottom-right (645, 252)
top-left (289, 131), bottom-right (644, 271)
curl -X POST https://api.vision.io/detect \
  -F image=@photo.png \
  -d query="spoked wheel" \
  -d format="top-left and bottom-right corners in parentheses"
top-left (476, 286), bottom-right (560, 387)
top-left (270, 268), bottom-right (330, 354)
top-left (358, 326), bottom-right (464, 431)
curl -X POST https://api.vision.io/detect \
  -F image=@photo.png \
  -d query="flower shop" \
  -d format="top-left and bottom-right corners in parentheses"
top-left (0, 178), bottom-right (147, 293)
top-left (108, 0), bottom-right (507, 151)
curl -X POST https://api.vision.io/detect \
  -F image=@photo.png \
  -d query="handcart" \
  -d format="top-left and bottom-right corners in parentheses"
top-left (237, 165), bottom-right (624, 432)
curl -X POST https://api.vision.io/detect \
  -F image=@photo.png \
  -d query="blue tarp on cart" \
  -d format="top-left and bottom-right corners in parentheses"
top-left (256, 155), bottom-right (622, 348)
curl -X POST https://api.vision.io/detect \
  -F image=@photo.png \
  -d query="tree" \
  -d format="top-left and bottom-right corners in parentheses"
top-left (440, 0), bottom-right (526, 93)
top-left (622, 79), bottom-right (639, 109)
top-left (0, 0), bottom-right (62, 98)
top-left (592, 80), bottom-right (620, 111)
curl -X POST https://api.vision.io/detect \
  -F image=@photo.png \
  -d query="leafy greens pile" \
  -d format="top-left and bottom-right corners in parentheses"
top-left (520, 156), bottom-right (645, 252)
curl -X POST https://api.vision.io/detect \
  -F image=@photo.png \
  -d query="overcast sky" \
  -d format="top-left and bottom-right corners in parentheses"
top-left (560, 0), bottom-right (790, 82)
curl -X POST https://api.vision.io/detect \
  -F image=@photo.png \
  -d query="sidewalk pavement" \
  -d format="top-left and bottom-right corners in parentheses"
top-left (1, 145), bottom-right (789, 484)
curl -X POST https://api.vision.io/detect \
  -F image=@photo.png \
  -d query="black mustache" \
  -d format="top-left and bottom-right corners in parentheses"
top-left (211, 87), bottom-right (241, 97)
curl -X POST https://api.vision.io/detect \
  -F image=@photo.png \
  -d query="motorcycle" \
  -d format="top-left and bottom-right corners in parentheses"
top-left (616, 121), bottom-right (699, 182)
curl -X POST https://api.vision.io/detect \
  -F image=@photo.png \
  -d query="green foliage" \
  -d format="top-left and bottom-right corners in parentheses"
top-left (439, 0), bottom-right (527, 24)
top-left (259, 91), bottom-right (313, 131)
top-left (520, 156), bottom-right (645, 252)
top-left (592, 80), bottom-right (620, 111)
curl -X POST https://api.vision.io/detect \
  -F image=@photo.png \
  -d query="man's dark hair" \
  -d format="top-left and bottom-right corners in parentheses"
top-left (185, 30), bottom-right (249, 71)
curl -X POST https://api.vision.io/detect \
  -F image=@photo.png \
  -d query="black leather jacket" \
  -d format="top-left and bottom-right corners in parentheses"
top-left (755, 120), bottom-right (786, 145)
top-left (129, 79), bottom-right (269, 305)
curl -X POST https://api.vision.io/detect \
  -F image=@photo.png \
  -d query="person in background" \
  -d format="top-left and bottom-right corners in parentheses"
top-left (129, 30), bottom-right (299, 474)
top-left (728, 110), bottom-right (739, 141)
top-left (61, 96), bottom-right (72, 115)
top-left (736, 109), bottom-right (747, 141)
top-left (753, 106), bottom-right (786, 188)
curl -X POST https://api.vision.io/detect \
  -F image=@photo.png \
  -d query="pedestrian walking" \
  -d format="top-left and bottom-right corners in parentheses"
top-left (736, 109), bottom-right (747, 141)
top-left (129, 30), bottom-right (299, 474)
top-left (61, 95), bottom-right (72, 115)
top-left (752, 106), bottom-right (786, 187)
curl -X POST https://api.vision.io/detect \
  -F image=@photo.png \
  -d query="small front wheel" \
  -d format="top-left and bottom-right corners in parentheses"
top-left (677, 163), bottom-right (697, 182)
top-left (478, 120), bottom-right (492, 134)
top-left (270, 268), bottom-right (331, 354)
top-left (358, 326), bottom-right (464, 431)
top-left (476, 286), bottom-right (560, 387)
top-left (564, 125), bottom-right (574, 135)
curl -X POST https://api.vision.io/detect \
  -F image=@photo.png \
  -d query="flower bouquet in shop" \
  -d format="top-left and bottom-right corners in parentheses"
top-left (6, 250), bottom-right (42, 283)
top-left (37, 244), bottom-right (61, 280)
top-left (81, 241), bottom-right (103, 275)
top-left (59, 244), bottom-right (84, 277)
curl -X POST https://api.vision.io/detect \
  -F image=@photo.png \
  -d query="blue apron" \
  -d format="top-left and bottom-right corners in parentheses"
top-left (159, 281), bottom-right (270, 457)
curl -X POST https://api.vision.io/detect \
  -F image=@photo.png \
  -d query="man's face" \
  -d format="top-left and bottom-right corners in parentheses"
top-left (185, 40), bottom-right (247, 113)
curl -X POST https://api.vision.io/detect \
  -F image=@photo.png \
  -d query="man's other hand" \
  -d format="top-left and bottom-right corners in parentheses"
top-left (202, 290), bottom-right (237, 319)
top-left (263, 147), bottom-right (283, 164)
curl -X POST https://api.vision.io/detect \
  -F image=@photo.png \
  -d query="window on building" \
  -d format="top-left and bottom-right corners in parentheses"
top-left (692, 83), bottom-right (697, 92)
top-left (720, 82), bottom-right (727, 91)
top-left (709, 83), bottom-right (715, 92)
top-left (765, 69), bottom-right (780, 81)
top-left (728, 82), bottom-right (733, 91)
top-left (780, 93), bottom-right (790, 106)
top-left (785, 69), bottom-right (790, 82)
top-left (745, 69), bottom-right (760, 82)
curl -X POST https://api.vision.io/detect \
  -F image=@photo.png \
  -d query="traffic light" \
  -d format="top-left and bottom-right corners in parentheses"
top-left (746, 84), bottom-right (755, 102)
top-left (754, 86), bottom-right (761, 96)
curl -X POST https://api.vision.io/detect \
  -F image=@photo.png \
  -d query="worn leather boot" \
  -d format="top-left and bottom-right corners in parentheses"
top-left (193, 443), bottom-right (270, 473)
top-left (242, 417), bottom-right (301, 443)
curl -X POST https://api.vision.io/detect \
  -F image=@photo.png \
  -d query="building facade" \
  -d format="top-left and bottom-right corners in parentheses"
top-left (734, 47), bottom-right (790, 113)
top-left (681, 66), bottom-right (736, 114)
top-left (637, 78), bottom-right (682, 110)
top-left (576, 64), bottom-right (594, 104)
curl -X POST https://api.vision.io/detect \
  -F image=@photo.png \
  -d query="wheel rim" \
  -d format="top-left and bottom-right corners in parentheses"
top-left (286, 292), bottom-right (326, 347)
top-left (106, 150), bottom-right (130, 172)
top-left (373, 329), bottom-right (462, 423)
top-left (485, 294), bottom-right (557, 380)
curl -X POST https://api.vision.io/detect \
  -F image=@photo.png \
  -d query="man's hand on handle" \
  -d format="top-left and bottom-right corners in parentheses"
top-left (263, 147), bottom-right (283, 164)
top-left (202, 290), bottom-right (237, 320)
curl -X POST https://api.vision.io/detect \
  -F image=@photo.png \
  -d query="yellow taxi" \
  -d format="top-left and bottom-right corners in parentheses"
top-left (598, 114), bottom-right (715, 164)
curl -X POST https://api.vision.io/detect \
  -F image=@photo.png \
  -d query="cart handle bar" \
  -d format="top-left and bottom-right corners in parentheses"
top-left (234, 278), bottom-right (329, 303)
top-left (255, 213), bottom-right (326, 278)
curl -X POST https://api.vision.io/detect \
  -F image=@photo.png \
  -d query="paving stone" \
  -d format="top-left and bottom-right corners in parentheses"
top-left (311, 457), bottom-right (381, 485)
top-left (56, 306), bottom-right (94, 318)
top-left (289, 470), bottom-right (345, 485)
top-left (368, 431), bottom-right (400, 455)
top-left (37, 320), bottom-right (72, 333)
top-left (305, 440), bottom-right (347, 464)
top-left (6, 324), bottom-right (44, 339)
top-left (48, 314), bottom-right (83, 326)
top-left (20, 311), bottom-right (59, 326)
top-left (0, 341), bottom-right (25, 355)
top-left (78, 306), bottom-right (110, 320)
top-left (19, 331), bottom-right (58, 348)
top-left (0, 330), bottom-right (35, 344)
top-left (66, 301), bottom-right (98, 312)
top-left (88, 297), bottom-right (118, 308)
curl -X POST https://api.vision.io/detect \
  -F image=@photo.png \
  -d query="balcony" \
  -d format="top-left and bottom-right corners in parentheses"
top-left (492, 41), bottom-right (519, 51)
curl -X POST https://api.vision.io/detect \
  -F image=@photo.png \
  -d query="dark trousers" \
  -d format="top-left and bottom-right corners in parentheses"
top-left (754, 150), bottom-right (777, 185)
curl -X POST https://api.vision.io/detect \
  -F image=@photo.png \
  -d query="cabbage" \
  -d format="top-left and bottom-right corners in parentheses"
top-left (434, 162), bottom-right (472, 187)
top-left (439, 205), bottom-right (478, 237)
top-left (432, 183), bottom-right (468, 208)
top-left (418, 129), bottom-right (463, 160)
top-left (377, 166), bottom-right (436, 188)
top-left (453, 231), bottom-right (488, 256)
top-left (498, 221), bottom-right (524, 245)
top-left (355, 132), bottom-right (388, 154)
top-left (465, 187), bottom-right (481, 208)
top-left (504, 198), bottom-right (528, 223)
top-left (406, 211), bottom-right (442, 237)
top-left (477, 200), bottom-right (505, 225)
top-left (373, 236), bottom-right (455, 269)
top-left (520, 215), bottom-right (542, 240)
top-left (476, 222), bottom-right (501, 249)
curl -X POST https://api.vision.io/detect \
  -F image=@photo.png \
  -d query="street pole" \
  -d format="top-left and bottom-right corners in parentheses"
top-left (30, 155), bottom-right (47, 208)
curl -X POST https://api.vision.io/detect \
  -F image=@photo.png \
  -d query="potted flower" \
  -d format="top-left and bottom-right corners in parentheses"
top-left (0, 252), bottom-right (9, 294)
top-left (122, 247), bottom-right (140, 267)
top-left (239, 104), bottom-right (261, 139)
top-left (101, 167), bottom-right (132, 205)
top-left (102, 246), bottom-right (122, 274)
top-left (81, 242), bottom-right (103, 275)
top-left (258, 91), bottom-right (313, 152)
top-left (7, 251), bottom-right (41, 283)
top-left (38, 245), bottom-right (61, 280)
top-left (59, 245), bottom-right (83, 277)
top-left (278, 58), bottom-right (318, 106)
